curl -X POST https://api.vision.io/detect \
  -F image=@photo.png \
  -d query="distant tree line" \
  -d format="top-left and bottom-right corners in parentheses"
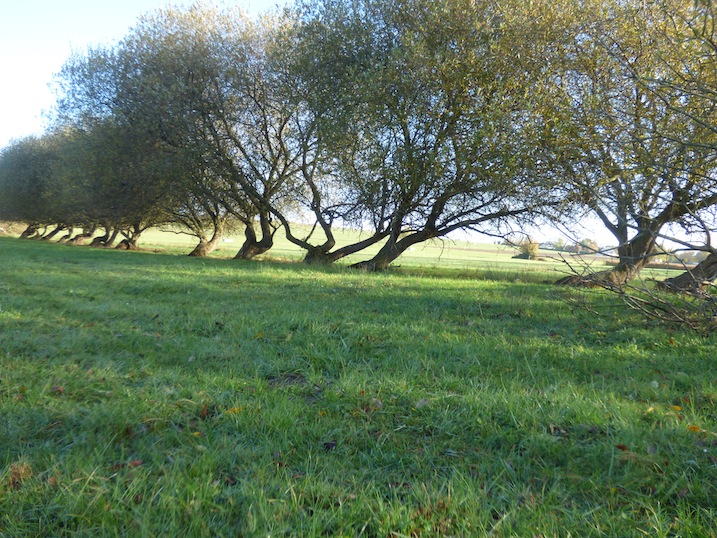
top-left (1, 0), bottom-right (716, 287)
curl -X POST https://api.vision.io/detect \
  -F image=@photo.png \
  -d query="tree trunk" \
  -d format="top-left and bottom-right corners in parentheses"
top-left (554, 264), bottom-right (645, 288)
top-left (57, 227), bottom-right (75, 243)
top-left (556, 231), bottom-right (657, 287)
top-left (115, 223), bottom-right (146, 250)
top-left (350, 229), bottom-right (434, 271)
top-left (302, 247), bottom-right (339, 264)
top-left (19, 224), bottom-right (39, 239)
top-left (104, 229), bottom-right (120, 247)
top-left (189, 229), bottom-right (223, 258)
top-left (116, 238), bottom-right (140, 250)
top-left (658, 252), bottom-right (717, 293)
top-left (68, 225), bottom-right (97, 245)
top-left (234, 216), bottom-right (273, 260)
top-left (40, 225), bottom-right (66, 242)
top-left (33, 226), bottom-right (49, 239)
top-left (235, 232), bottom-right (273, 259)
top-left (90, 227), bottom-right (119, 247)
top-left (90, 228), bottom-right (119, 248)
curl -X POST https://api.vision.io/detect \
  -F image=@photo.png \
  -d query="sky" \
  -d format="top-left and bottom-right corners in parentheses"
top-left (0, 0), bottom-right (286, 150)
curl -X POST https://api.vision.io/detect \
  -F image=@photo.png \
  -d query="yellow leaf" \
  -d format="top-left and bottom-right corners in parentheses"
top-left (192, 431), bottom-right (203, 437)
top-left (687, 425), bottom-right (702, 433)
top-left (224, 407), bottom-right (242, 415)
top-left (671, 405), bottom-right (683, 411)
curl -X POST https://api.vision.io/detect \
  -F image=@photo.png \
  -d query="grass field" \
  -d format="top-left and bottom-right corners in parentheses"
top-left (1, 236), bottom-right (716, 536)
top-left (137, 225), bottom-right (685, 281)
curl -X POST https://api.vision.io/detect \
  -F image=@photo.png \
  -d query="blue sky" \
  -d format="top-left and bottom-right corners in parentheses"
top-left (0, 0), bottom-right (285, 149)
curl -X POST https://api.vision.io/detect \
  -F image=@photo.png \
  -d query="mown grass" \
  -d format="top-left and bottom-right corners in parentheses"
top-left (1, 237), bottom-right (716, 537)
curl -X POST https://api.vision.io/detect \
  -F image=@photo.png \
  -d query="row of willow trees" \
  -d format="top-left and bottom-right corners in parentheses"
top-left (1, 0), bottom-right (717, 285)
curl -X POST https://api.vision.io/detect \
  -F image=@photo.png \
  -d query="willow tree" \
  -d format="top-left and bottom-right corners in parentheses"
top-left (109, 5), bottom-right (329, 260)
top-left (0, 135), bottom-right (63, 239)
top-left (648, 0), bottom-right (717, 292)
top-left (542, 0), bottom-right (717, 286)
top-left (292, 0), bottom-right (567, 270)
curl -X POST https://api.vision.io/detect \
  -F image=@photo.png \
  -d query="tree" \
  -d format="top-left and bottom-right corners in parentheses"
top-left (0, 134), bottom-right (66, 238)
top-left (111, 5), bottom-right (304, 260)
top-left (292, 0), bottom-right (565, 270)
top-left (644, 0), bottom-right (717, 291)
top-left (543, 0), bottom-right (717, 286)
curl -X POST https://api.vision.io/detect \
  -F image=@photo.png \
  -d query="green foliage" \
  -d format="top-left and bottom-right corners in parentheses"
top-left (2, 0), bottom-right (715, 272)
top-left (518, 238), bottom-right (540, 260)
top-left (1, 237), bottom-right (716, 535)
top-left (539, 0), bottom-right (717, 273)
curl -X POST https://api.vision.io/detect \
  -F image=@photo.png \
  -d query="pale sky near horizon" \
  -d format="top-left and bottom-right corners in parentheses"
top-left (0, 0), bottom-right (286, 149)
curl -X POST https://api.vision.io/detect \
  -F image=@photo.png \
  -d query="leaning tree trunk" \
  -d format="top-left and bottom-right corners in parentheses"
top-left (303, 228), bottom-right (392, 265)
top-left (103, 229), bottom-right (120, 247)
top-left (90, 228), bottom-right (119, 248)
top-left (189, 222), bottom-right (224, 258)
top-left (350, 229), bottom-right (434, 271)
top-left (234, 215), bottom-right (273, 260)
top-left (116, 238), bottom-right (140, 250)
top-left (115, 224), bottom-right (144, 250)
top-left (658, 252), bottom-right (717, 293)
top-left (68, 225), bottom-right (97, 245)
top-left (302, 247), bottom-right (339, 264)
top-left (556, 231), bottom-right (657, 287)
top-left (40, 225), bottom-right (67, 242)
top-left (57, 227), bottom-right (75, 243)
top-left (19, 224), bottom-right (39, 239)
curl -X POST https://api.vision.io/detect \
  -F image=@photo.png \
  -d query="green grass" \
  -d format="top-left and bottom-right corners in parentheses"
top-left (1, 237), bottom-right (716, 536)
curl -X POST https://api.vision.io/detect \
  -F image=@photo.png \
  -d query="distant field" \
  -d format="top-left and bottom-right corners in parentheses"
top-left (1, 236), bottom-right (715, 536)
top-left (0, 222), bottom-right (689, 285)
top-left (85, 225), bottom-right (683, 283)
top-left (4, 222), bottom-right (683, 281)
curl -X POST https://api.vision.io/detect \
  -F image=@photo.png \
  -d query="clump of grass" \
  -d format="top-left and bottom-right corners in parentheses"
top-left (1, 237), bottom-right (716, 536)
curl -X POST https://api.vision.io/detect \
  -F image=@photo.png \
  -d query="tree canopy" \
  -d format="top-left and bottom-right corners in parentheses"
top-left (1, 0), bottom-right (715, 279)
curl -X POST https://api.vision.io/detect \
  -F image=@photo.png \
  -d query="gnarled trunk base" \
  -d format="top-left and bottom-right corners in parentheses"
top-left (116, 239), bottom-right (140, 250)
top-left (19, 224), bottom-right (39, 239)
top-left (189, 239), bottom-right (221, 257)
top-left (350, 259), bottom-right (391, 272)
top-left (234, 240), bottom-right (272, 260)
top-left (555, 265), bottom-right (642, 288)
top-left (40, 226), bottom-right (67, 242)
top-left (302, 248), bottom-right (340, 265)
top-left (68, 229), bottom-right (96, 245)
top-left (90, 229), bottom-right (119, 248)
top-left (234, 220), bottom-right (273, 260)
top-left (658, 253), bottom-right (717, 294)
top-left (350, 229), bottom-right (434, 271)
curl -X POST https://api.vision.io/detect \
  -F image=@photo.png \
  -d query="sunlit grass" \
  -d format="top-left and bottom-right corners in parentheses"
top-left (1, 237), bottom-right (715, 536)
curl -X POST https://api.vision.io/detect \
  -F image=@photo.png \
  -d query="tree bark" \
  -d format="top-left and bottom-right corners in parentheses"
top-left (40, 225), bottom-right (67, 242)
top-left (116, 238), bottom-right (140, 250)
top-left (116, 224), bottom-right (144, 250)
top-left (658, 252), bottom-right (717, 293)
top-left (556, 230), bottom-right (657, 286)
top-left (19, 224), bottom-right (39, 239)
top-left (302, 247), bottom-right (338, 264)
top-left (350, 229), bottom-right (434, 271)
top-left (234, 215), bottom-right (273, 260)
top-left (90, 228), bottom-right (119, 248)
top-left (554, 264), bottom-right (646, 288)
top-left (57, 227), bottom-right (75, 243)
top-left (189, 221), bottom-right (224, 257)
top-left (68, 225), bottom-right (98, 245)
